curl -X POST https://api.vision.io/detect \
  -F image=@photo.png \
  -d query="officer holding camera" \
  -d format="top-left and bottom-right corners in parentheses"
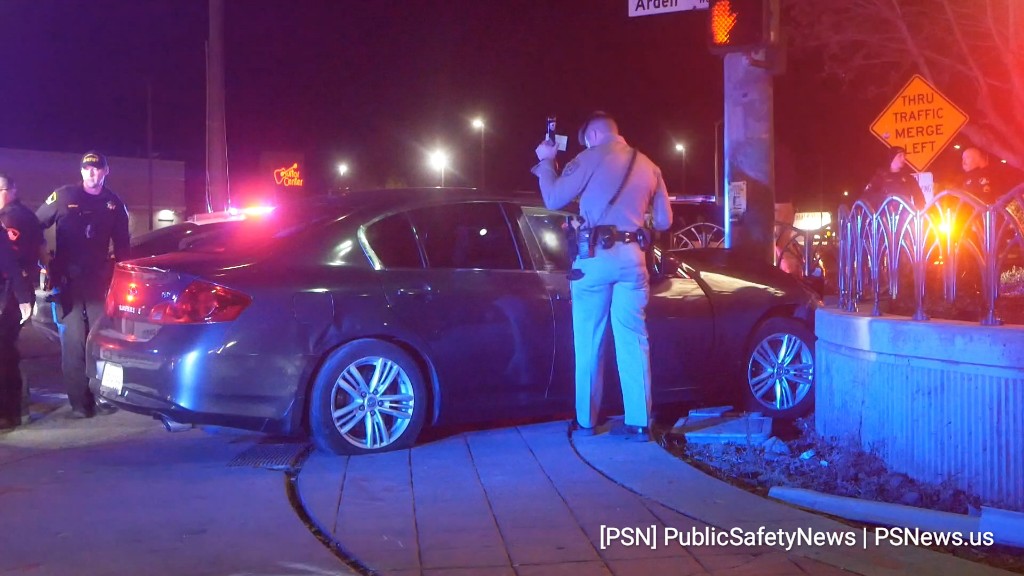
top-left (531, 111), bottom-right (671, 441)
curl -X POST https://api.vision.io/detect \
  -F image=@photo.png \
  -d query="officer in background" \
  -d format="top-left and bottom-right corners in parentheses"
top-left (774, 142), bottom-right (800, 276)
top-left (0, 177), bottom-right (35, 429)
top-left (532, 112), bottom-right (672, 442)
top-left (0, 173), bottom-right (46, 425)
top-left (860, 146), bottom-right (926, 210)
top-left (36, 152), bottom-right (130, 419)
top-left (961, 147), bottom-right (1007, 204)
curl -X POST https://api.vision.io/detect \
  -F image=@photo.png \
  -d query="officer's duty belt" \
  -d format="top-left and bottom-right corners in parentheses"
top-left (593, 225), bottom-right (642, 248)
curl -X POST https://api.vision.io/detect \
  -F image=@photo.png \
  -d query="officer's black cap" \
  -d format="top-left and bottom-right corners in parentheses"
top-left (886, 146), bottom-right (907, 163)
top-left (81, 151), bottom-right (108, 170)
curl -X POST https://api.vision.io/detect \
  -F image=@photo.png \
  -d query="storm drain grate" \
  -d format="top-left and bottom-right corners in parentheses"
top-left (229, 441), bottom-right (312, 470)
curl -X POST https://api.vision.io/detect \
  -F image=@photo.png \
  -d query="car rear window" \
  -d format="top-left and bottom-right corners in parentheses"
top-left (130, 222), bottom-right (201, 258)
top-left (180, 204), bottom-right (344, 254)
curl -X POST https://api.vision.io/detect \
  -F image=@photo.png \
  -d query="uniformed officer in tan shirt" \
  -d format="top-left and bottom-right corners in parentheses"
top-left (532, 111), bottom-right (672, 441)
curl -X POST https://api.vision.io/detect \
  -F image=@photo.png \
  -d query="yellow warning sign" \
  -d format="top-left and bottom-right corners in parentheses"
top-left (869, 75), bottom-right (969, 172)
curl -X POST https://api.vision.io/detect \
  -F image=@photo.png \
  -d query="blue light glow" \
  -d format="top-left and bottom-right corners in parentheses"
top-left (178, 350), bottom-right (201, 409)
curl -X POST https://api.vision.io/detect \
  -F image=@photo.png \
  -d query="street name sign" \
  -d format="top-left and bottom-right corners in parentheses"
top-left (628, 0), bottom-right (708, 17)
top-left (869, 74), bottom-right (969, 172)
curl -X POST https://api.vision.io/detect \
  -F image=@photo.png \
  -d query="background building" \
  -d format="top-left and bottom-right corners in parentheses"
top-left (0, 147), bottom-right (186, 241)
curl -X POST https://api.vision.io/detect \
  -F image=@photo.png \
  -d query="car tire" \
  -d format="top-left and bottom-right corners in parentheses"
top-left (309, 339), bottom-right (427, 455)
top-left (742, 317), bottom-right (815, 420)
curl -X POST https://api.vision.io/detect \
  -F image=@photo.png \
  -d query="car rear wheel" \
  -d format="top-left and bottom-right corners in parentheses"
top-left (309, 340), bottom-right (427, 455)
top-left (743, 317), bottom-right (815, 420)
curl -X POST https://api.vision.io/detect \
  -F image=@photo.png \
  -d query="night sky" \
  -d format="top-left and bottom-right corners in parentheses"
top-left (0, 0), bottom-right (969, 215)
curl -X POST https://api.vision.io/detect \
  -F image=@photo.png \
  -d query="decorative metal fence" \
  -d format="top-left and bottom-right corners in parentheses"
top-left (836, 186), bottom-right (1024, 325)
top-left (670, 220), bottom-right (835, 289)
top-left (670, 222), bottom-right (725, 250)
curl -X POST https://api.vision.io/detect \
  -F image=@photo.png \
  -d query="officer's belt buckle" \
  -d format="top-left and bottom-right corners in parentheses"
top-left (594, 225), bottom-right (640, 249)
top-left (609, 230), bottom-right (636, 245)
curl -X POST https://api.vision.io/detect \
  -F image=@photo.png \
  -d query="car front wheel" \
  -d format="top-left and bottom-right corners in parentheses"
top-left (309, 339), bottom-right (427, 455)
top-left (743, 317), bottom-right (815, 419)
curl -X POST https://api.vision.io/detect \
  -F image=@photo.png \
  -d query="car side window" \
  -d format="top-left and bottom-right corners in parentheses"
top-left (521, 207), bottom-right (572, 272)
top-left (364, 213), bottom-right (423, 269)
top-left (409, 203), bottom-right (521, 270)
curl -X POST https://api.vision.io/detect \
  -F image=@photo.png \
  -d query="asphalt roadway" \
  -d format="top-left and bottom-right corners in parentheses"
top-left (0, 322), bottom-right (1015, 576)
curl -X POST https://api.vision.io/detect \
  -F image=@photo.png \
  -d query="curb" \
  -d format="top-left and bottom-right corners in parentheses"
top-left (770, 486), bottom-right (1024, 549)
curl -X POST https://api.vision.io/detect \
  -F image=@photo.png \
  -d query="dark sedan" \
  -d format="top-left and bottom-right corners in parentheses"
top-left (87, 189), bottom-right (817, 455)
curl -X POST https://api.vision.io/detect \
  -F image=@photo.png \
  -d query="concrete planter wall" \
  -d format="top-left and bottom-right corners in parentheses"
top-left (815, 307), bottom-right (1024, 509)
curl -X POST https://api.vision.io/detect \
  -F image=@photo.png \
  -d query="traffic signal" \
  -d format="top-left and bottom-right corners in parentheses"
top-left (708, 0), bottom-right (774, 54)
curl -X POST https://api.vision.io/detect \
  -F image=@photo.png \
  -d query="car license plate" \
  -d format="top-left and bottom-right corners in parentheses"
top-left (101, 362), bottom-right (124, 395)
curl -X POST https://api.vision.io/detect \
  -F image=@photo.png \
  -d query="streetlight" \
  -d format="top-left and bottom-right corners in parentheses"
top-left (675, 142), bottom-right (687, 196)
top-left (428, 149), bottom-right (449, 187)
top-left (335, 162), bottom-right (350, 195)
top-left (471, 117), bottom-right (486, 189)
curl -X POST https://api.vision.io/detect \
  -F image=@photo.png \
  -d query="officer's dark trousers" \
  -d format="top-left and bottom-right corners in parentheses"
top-left (59, 288), bottom-right (104, 414)
top-left (0, 295), bottom-right (24, 424)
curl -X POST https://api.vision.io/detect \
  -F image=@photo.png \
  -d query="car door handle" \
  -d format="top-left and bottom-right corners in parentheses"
top-left (397, 285), bottom-right (433, 297)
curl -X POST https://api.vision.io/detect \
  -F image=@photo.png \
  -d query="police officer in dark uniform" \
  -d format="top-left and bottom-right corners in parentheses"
top-left (860, 146), bottom-right (926, 210)
top-left (0, 173), bottom-right (35, 429)
top-left (0, 173), bottom-right (45, 426)
top-left (961, 147), bottom-right (1006, 204)
top-left (36, 152), bottom-right (130, 419)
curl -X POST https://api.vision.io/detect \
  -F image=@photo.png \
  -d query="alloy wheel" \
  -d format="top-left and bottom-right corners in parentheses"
top-left (747, 331), bottom-right (814, 413)
top-left (330, 356), bottom-right (416, 450)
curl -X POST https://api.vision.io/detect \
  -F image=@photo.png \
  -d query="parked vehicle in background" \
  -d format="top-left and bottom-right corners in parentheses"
top-left (87, 189), bottom-right (818, 455)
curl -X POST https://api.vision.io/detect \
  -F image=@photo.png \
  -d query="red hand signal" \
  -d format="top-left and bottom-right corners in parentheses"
top-left (710, 0), bottom-right (738, 45)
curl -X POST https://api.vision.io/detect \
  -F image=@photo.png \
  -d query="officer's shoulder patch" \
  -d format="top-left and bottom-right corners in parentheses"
top-left (563, 159), bottom-right (581, 177)
top-left (45, 191), bottom-right (57, 205)
top-left (107, 200), bottom-right (116, 210)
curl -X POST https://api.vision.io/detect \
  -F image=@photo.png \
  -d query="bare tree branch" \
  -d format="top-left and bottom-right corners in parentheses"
top-left (989, 0), bottom-right (1024, 134)
top-left (784, 0), bottom-right (1024, 168)
top-left (890, 0), bottom-right (935, 80)
top-left (940, 0), bottom-right (990, 107)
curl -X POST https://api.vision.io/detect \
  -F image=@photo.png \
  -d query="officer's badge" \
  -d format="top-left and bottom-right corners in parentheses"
top-left (107, 201), bottom-right (116, 210)
top-left (563, 159), bottom-right (580, 177)
top-left (980, 178), bottom-right (990, 186)
top-left (45, 191), bottom-right (57, 205)
top-left (7, 228), bottom-right (19, 242)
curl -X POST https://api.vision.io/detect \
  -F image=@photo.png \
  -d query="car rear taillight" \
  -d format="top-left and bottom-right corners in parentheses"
top-left (105, 271), bottom-right (133, 318)
top-left (148, 281), bottom-right (251, 324)
top-left (106, 265), bottom-right (251, 325)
